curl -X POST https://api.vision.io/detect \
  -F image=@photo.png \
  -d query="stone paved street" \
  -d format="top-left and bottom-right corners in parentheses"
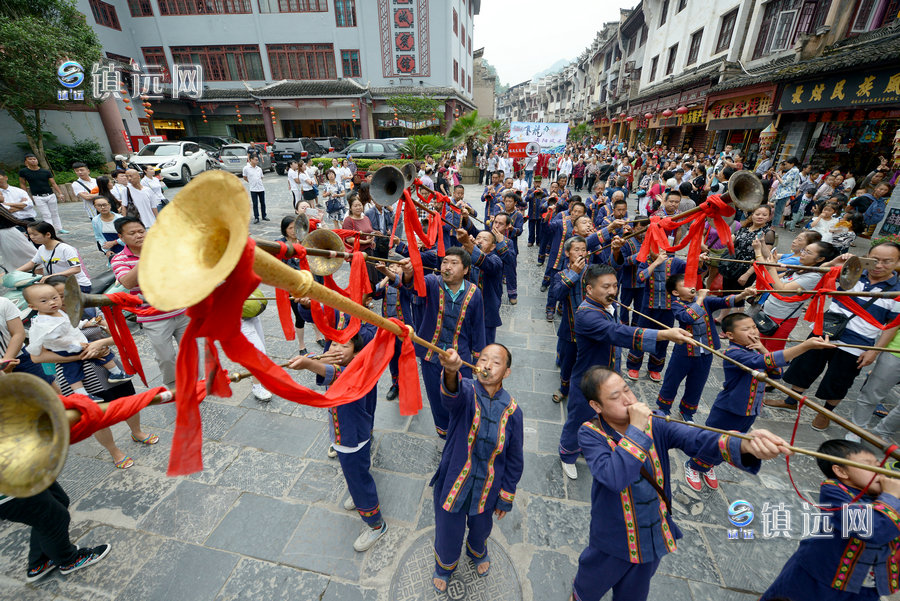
top-left (1, 171), bottom-right (898, 600)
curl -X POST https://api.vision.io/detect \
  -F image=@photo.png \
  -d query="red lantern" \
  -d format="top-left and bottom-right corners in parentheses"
top-left (644, 112), bottom-right (653, 119)
top-left (619, 111), bottom-right (626, 118)
top-left (675, 106), bottom-right (689, 115)
top-left (125, 106), bottom-right (133, 111)
top-left (146, 109), bottom-right (153, 115)
top-left (625, 116), bottom-right (634, 122)
top-left (662, 108), bottom-right (674, 118)
top-left (122, 97), bottom-right (130, 103)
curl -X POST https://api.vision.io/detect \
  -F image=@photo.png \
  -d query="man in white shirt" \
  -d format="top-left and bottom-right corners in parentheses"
top-left (140, 165), bottom-right (167, 209)
top-left (523, 154), bottom-right (537, 187)
top-left (486, 152), bottom-right (498, 183)
top-left (111, 170), bottom-right (129, 206)
top-left (124, 169), bottom-right (158, 227)
top-left (287, 160), bottom-right (301, 209)
top-left (71, 162), bottom-right (98, 219)
top-left (242, 155), bottom-right (268, 224)
top-left (498, 152), bottom-right (513, 180)
top-left (0, 171), bottom-right (36, 222)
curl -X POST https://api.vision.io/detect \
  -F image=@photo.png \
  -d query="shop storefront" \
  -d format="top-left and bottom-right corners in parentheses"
top-left (629, 83), bottom-right (710, 151)
top-left (704, 84), bottom-right (777, 160)
top-left (777, 67), bottom-right (900, 175)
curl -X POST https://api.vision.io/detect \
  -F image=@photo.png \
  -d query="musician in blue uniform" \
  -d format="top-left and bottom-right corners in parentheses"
top-left (400, 248), bottom-right (486, 438)
top-left (370, 263), bottom-right (415, 401)
top-left (287, 334), bottom-right (387, 552)
top-left (442, 185), bottom-right (479, 248)
top-left (558, 263), bottom-right (693, 481)
top-left (491, 211), bottom-right (520, 305)
top-left (657, 274), bottom-right (755, 422)
top-left (541, 200), bottom-right (585, 320)
top-left (612, 218), bottom-right (649, 325)
top-left (480, 172), bottom-right (503, 209)
top-left (525, 181), bottom-right (545, 247)
top-left (684, 312), bottom-right (832, 491)
top-left (537, 182), bottom-right (565, 265)
top-left (573, 366), bottom-right (791, 601)
top-left (625, 252), bottom-right (688, 382)
top-left (549, 235), bottom-right (587, 404)
top-left (499, 192), bottom-right (524, 255)
top-left (584, 180), bottom-right (607, 222)
top-left (593, 189), bottom-right (624, 228)
top-left (761, 439), bottom-right (900, 601)
top-left (430, 344), bottom-right (524, 593)
top-left (459, 227), bottom-right (505, 346)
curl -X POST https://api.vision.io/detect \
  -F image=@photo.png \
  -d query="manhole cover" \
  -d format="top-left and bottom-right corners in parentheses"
top-left (390, 529), bottom-right (523, 601)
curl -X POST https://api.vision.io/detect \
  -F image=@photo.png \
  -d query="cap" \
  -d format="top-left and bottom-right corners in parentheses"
top-left (655, 140), bottom-right (662, 145)
top-left (114, 154), bottom-right (127, 161)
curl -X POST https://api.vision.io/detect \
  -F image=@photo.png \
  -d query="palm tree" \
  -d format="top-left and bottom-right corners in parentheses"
top-left (446, 110), bottom-right (490, 167)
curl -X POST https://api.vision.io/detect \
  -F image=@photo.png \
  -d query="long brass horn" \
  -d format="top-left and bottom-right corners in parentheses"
top-left (370, 165), bottom-right (408, 207)
top-left (0, 373), bottom-right (70, 497)
top-left (138, 171), bottom-right (483, 373)
top-left (62, 275), bottom-right (115, 326)
top-left (299, 229), bottom-right (347, 276)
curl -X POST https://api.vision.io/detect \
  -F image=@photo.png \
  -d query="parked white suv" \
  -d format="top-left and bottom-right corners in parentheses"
top-left (127, 141), bottom-right (210, 185)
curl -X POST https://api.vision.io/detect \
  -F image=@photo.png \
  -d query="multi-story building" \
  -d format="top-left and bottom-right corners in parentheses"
top-left (493, 0), bottom-right (898, 174)
top-left (67, 0), bottom-right (479, 153)
top-left (472, 47), bottom-right (496, 120)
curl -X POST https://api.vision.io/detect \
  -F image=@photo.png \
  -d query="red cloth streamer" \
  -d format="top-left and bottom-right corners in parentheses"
top-left (309, 251), bottom-right (371, 342)
top-left (784, 396), bottom-right (897, 510)
top-left (99, 302), bottom-right (148, 387)
top-left (636, 195), bottom-right (735, 289)
top-left (400, 188), bottom-right (441, 296)
top-left (272, 242), bottom-right (311, 341)
top-left (831, 292), bottom-right (900, 333)
top-left (62, 387), bottom-right (169, 443)
top-left (169, 239), bottom-right (419, 476)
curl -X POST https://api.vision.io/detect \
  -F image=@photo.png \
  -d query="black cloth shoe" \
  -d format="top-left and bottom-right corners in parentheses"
top-left (262, 216), bottom-right (270, 221)
top-left (253, 218), bottom-right (260, 224)
top-left (386, 384), bottom-right (399, 401)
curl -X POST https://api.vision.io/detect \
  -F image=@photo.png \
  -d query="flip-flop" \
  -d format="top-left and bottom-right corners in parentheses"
top-left (131, 433), bottom-right (159, 445)
top-left (552, 391), bottom-right (566, 404)
top-left (114, 456), bottom-right (134, 469)
top-left (432, 569), bottom-right (448, 594)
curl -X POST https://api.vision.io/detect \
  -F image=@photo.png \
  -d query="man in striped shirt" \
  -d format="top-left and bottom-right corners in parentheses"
top-left (776, 242), bottom-right (900, 430)
top-left (110, 216), bottom-right (189, 388)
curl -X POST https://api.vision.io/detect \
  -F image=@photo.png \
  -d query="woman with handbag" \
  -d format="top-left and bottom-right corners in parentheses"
top-left (322, 169), bottom-right (346, 227)
top-left (717, 205), bottom-right (776, 292)
top-left (753, 238), bottom-right (837, 352)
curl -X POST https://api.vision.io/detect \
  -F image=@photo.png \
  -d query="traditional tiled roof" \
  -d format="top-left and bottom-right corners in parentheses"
top-left (253, 79), bottom-right (368, 98)
top-left (196, 87), bottom-right (255, 101)
top-left (710, 21), bottom-right (900, 92)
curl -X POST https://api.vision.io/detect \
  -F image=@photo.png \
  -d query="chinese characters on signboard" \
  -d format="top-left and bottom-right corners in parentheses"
top-left (708, 93), bottom-right (773, 120)
top-left (779, 67), bottom-right (900, 111)
top-left (56, 61), bottom-right (202, 102)
top-left (509, 122), bottom-right (569, 147)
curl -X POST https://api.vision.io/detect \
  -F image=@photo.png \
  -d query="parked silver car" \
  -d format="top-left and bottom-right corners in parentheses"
top-left (218, 143), bottom-right (274, 175)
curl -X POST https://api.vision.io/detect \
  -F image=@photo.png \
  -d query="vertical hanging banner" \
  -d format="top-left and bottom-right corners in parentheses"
top-left (508, 122), bottom-right (569, 157)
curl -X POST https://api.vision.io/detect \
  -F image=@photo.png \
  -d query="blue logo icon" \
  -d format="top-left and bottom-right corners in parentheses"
top-left (57, 61), bottom-right (84, 89)
top-left (728, 500), bottom-right (754, 528)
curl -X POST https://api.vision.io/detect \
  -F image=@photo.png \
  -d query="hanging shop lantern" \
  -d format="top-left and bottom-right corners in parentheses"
top-left (644, 112), bottom-right (653, 119)
top-left (662, 108), bottom-right (674, 118)
top-left (125, 106), bottom-right (133, 111)
top-left (675, 106), bottom-right (689, 115)
top-left (145, 109), bottom-right (154, 116)
top-left (122, 97), bottom-right (130, 103)
top-left (625, 116), bottom-right (634, 122)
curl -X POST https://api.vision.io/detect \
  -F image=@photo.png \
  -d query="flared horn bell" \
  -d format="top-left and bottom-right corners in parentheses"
top-left (0, 373), bottom-right (70, 497)
top-left (300, 229), bottom-right (347, 276)
top-left (292, 212), bottom-right (310, 241)
top-left (139, 171), bottom-right (250, 311)
top-left (400, 163), bottom-right (417, 186)
top-left (370, 165), bottom-right (408, 207)
top-left (62, 275), bottom-right (115, 326)
top-left (725, 170), bottom-right (766, 212)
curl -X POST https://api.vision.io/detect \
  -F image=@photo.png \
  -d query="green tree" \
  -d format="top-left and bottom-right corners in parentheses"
top-left (487, 119), bottom-right (508, 141)
top-left (568, 122), bottom-right (591, 142)
top-left (385, 94), bottom-right (443, 133)
top-left (446, 110), bottom-right (490, 167)
top-left (0, 0), bottom-right (103, 169)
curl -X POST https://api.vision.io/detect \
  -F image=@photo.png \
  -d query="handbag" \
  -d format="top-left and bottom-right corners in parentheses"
top-left (752, 311), bottom-right (780, 336)
top-left (821, 292), bottom-right (882, 338)
top-left (124, 188), bottom-right (140, 219)
top-left (326, 196), bottom-right (342, 214)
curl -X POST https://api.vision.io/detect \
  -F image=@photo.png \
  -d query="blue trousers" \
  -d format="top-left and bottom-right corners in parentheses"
top-left (389, 338), bottom-right (401, 383)
top-left (57, 349), bottom-right (116, 386)
top-left (687, 406), bottom-right (757, 472)
top-left (504, 256), bottom-right (517, 300)
top-left (538, 229), bottom-right (551, 263)
top-left (626, 308), bottom-right (673, 372)
top-left (573, 545), bottom-right (660, 601)
top-left (762, 555), bottom-right (879, 601)
top-left (525, 170), bottom-right (534, 187)
top-left (619, 287), bottom-right (645, 326)
top-left (559, 387), bottom-right (597, 464)
top-left (528, 217), bottom-right (538, 244)
top-left (433, 492), bottom-right (494, 579)
top-left (558, 338), bottom-right (577, 396)
top-left (421, 359), bottom-right (471, 438)
top-left (485, 327), bottom-right (496, 346)
top-left (336, 441), bottom-right (382, 527)
top-left (543, 267), bottom-right (560, 309)
top-left (657, 352), bottom-right (713, 419)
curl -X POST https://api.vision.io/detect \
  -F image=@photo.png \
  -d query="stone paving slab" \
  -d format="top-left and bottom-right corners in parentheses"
top-left (2, 177), bottom-right (899, 601)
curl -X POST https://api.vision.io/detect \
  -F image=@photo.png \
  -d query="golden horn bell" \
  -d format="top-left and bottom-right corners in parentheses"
top-left (369, 165), bottom-right (408, 207)
top-left (300, 229), bottom-right (347, 276)
top-left (725, 170), bottom-right (766, 212)
top-left (0, 373), bottom-right (70, 497)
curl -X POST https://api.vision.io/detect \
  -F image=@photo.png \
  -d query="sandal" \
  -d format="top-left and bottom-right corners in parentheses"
top-left (471, 552), bottom-right (491, 577)
top-left (552, 390), bottom-right (566, 404)
top-left (131, 433), bottom-right (159, 445)
top-left (432, 569), bottom-right (448, 594)
top-left (114, 456), bottom-right (134, 469)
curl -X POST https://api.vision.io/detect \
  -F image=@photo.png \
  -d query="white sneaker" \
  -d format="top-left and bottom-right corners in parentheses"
top-left (343, 496), bottom-right (356, 511)
top-left (353, 522), bottom-right (387, 552)
top-left (844, 432), bottom-right (862, 443)
top-left (252, 384), bottom-right (272, 401)
top-left (327, 446), bottom-right (338, 458)
top-left (561, 460), bottom-right (578, 480)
